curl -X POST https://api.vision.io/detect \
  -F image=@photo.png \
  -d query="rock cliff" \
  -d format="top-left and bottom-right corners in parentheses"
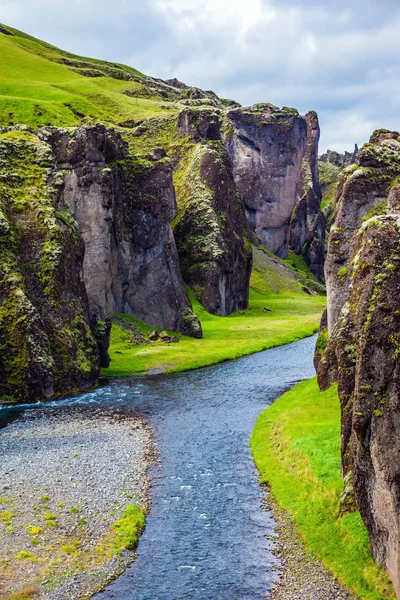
top-left (0, 128), bottom-right (101, 403)
top-left (225, 104), bottom-right (325, 279)
top-left (325, 130), bottom-right (400, 333)
top-left (316, 130), bottom-right (400, 597)
top-left (41, 124), bottom-right (201, 337)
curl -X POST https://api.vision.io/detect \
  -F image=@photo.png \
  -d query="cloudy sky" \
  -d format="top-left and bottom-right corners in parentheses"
top-left (1, 0), bottom-right (399, 152)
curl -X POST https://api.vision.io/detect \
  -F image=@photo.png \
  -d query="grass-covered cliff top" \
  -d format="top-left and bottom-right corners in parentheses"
top-left (0, 23), bottom-right (312, 133)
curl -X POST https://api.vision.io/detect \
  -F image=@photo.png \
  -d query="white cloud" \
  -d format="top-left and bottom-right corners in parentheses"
top-left (1, 0), bottom-right (400, 151)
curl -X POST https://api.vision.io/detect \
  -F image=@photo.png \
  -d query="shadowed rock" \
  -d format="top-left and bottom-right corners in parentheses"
top-left (41, 124), bottom-right (202, 338)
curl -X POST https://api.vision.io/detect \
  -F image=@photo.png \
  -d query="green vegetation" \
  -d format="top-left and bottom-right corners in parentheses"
top-left (0, 24), bottom-right (175, 128)
top-left (251, 377), bottom-right (395, 600)
top-left (362, 201), bottom-right (387, 222)
top-left (103, 255), bottom-right (325, 377)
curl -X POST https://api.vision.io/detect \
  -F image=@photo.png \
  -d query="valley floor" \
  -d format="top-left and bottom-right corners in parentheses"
top-left (251, 378), bottom-right (395, 600)
top-left (0, 408), bottom-right (153, 600)
top-left (103, 291), bottom-right (325, 378)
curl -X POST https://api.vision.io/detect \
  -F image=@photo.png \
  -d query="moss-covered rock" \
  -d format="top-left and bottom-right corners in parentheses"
top-left (0, 128), bottom-right (100, 403)
top-left (173, 141), bottom-right (252, 315)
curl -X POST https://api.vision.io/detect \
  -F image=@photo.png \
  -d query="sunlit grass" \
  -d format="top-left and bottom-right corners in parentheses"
top-left (251, 378), bottom-right (395, 600)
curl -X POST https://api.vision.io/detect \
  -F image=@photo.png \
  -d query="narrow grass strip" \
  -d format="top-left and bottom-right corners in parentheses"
top-left (250, 377), bottom-right (395, 600)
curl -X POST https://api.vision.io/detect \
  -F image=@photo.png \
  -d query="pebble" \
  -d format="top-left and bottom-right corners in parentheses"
top-left (0, 406), bottom-right (155, 599)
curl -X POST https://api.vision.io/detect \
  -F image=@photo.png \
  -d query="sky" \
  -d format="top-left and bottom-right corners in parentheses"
top-left (1, 0), bottom-right (400, 152)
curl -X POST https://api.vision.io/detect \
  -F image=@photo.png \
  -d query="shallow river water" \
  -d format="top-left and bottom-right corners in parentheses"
top-left (1, 335), bottom-right (316, 600)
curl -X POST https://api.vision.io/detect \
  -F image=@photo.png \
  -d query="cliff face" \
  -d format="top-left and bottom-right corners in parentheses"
top-left (0, 128), bottom-right (101, 403)
top-left (41, 124), bottom-right (202, 338)
top-left (288, 111), bottom-right (325, 280)
top-left (225, 105), bottom-right (325, 279)
top-left (325, 131), bottom-right (400, 333)
top-left (316, 131), bottom-right (400, 597)
top-left (172, 109), bottom-right (252, 315)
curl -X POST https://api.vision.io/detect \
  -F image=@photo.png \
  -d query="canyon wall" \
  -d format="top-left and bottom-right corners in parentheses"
top-left (41, 124), bottom-right (202, 337)
top-left (0, 128), bottom-right (103, 403)
top-left (316, 130), bottom-right (400, 598)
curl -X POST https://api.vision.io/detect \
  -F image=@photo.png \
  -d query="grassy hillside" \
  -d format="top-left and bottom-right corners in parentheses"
top-left (103, 247), bottom-right (325, 377)
top-left (251, 378), bottom-right (395, 600)
top-left (0, 24), bottom-right (182, 129)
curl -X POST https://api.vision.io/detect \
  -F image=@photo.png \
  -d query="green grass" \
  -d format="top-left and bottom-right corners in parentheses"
top-left (103, 286), bottom-right (325, 377)
top-left (0, 24), bottom-right (178, 128)
top-left (250, 377), bottom-right (395, 600)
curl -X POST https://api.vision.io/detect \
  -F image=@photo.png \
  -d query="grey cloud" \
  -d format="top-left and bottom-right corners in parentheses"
top-left (1, 0), bottom-right (399, 151)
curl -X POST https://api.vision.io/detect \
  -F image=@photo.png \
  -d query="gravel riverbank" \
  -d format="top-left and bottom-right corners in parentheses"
top-left (265, 489), bottom-right (358, 600)
top-left (0, 406), bottom-right (154, 600)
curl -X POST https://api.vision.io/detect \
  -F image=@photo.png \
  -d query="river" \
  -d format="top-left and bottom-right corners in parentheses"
top-left (1, 334), bottom-right (317, 599)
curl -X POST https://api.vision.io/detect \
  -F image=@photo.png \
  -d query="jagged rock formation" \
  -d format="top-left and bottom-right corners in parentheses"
top-left (325, 130), bottom-right (400, 333)
top-left (173, 141), bottom-right (252, 315)
top-left (0, 128), bottom-right (102, 403)
top-left (224, 104), bottom-right (325, 279)
top-left (316, 130), bottom-right (400, 598)
top-left (319, 144), bottom-right (358, 168)
top-left (318, 144), bottom-right (359, 235)
top-left (40, 124), bottom-right (201, 337)
top-left (288, 111), bottom-right (325, 280)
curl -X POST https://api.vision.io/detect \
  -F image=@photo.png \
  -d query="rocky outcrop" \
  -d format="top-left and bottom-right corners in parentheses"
top-left (173, 141), bottom-right (252, 315)
top-left (41, 124), bottom-right (202, 337)
top-left (316, 131), bottom-right (400, 597)
top-left (319, 145), bottom-right (358, 168)
top-left (224, 104), bottom-right (325, 279)
top-left (325, 131), bottom-right (400, 333)
top-left (288, 111), bottom-right (325, 280)
top-left (0, 128), bottom-right (102, 404)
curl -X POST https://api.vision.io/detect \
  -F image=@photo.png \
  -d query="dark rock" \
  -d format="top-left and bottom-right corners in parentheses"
top-left (173, 136), bottom-right (252, 316)
top-left (324, 132), bottom-right (400, 333)
top-left (159, 331), bottom-right (170, 340)
top-left (0, 129), bottom-right (99, 404)
top-left (149, 330), bottom-right (159, 341)
top-left (225, 105), bottom-right (325, 279)
top-left (92, 316), bottom-right (112, 368)
top-left (288, 111), bottom-right (325, 281)
top-left (170, 336), bottom-right (179, 343)
top-left (317, 130), bottom-right (400, 596)
top-left (41, 124), bottom-right (202, 338)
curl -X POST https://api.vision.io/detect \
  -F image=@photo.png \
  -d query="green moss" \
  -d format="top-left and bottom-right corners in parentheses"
top-left (337, 266), bottom-right (350, 285)
top-left (251, 378), bottom-right (395, 600)
top-left (362, 201), bottom-right (387, 223)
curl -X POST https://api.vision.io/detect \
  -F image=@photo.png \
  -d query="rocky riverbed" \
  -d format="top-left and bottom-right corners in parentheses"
top-left (0, 406), bottom-right (154, 600)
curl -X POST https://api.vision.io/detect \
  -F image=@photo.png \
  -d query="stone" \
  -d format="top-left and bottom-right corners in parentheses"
top-left (225, 105), bottom-right (325, 279)
top-left (317, 130), bottom-right (400, 598)
top-left (149, 331), bottom-right (159, 341)
top-left (40, 124), bottom-right (202, 338)
top-left (0, 128), bottom-right (101, 404)
top-left (173, 136), bottom-right (252, 316)
top-left (324, 131), bottom-right (400, 334)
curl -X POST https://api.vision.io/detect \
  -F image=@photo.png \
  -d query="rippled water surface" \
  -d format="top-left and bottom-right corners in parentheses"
top-left (1, 335), bottom-right (317, 600)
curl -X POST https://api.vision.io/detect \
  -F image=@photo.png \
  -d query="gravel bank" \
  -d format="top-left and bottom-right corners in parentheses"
top-left (265, 488), bottom-right (358, 600)
top-left (0, 406), bottom-right (154, 599)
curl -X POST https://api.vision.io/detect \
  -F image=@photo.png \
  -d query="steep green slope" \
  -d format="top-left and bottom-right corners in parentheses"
top-left (0, 24), bottom-right (178, 128)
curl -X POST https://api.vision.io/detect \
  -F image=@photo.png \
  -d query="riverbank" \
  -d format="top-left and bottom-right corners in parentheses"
top-left (265, 490), bottom-right (354, 600)
top-left (0, 407), bottom-right (154, 600)
top-left (251, 377), bottom-right (395, 600)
